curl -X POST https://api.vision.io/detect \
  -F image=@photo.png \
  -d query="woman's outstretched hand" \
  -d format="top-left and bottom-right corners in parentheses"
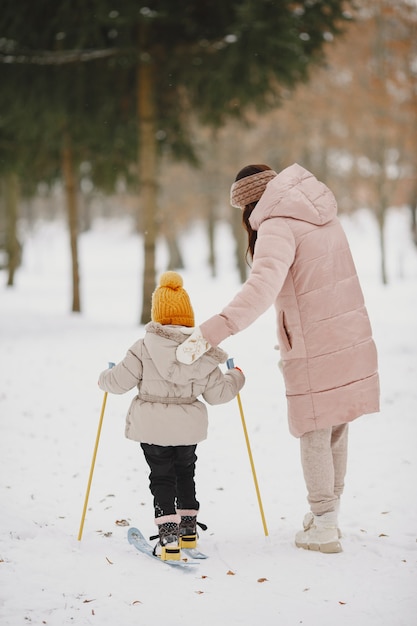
top-left (176, 326), bottom-right (211, 364)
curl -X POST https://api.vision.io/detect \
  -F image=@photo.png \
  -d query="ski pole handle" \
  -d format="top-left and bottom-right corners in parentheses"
top-left (227, 358), bottom-right (235, 369)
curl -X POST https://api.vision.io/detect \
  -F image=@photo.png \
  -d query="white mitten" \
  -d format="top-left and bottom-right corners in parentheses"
top-left (176, 326), bottom-right (211, 364)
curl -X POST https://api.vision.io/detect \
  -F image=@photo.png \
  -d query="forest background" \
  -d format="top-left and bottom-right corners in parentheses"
top-left (1, 0), bottom-right (416, 322)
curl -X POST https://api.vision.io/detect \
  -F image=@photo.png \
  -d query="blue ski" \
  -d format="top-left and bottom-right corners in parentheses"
top-left (128, 527), bottom-right (199, 568)
top-left (181, 547), bottom-right (208, 560)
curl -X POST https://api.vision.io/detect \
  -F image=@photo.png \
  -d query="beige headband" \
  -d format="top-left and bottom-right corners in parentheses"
top-left (230, 169), bottom-right (277, 209)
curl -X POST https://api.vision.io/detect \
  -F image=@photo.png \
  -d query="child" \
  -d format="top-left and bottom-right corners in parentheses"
top-left (98, 271), bottom-right (245, 560)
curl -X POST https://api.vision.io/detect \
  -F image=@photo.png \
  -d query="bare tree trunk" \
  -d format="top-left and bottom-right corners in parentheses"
top-left (138, 42), bottom-right (158, 324)
top-left (207, 197), bottom-right (216, 278)
top-left (5, 172), bottom-right (21, 287)
top-left (166, 232), bottom-right (184, 270)
top-left (230, 204), bottom-right (247, 283)
top-left (410, 183), bottom-right (417, 248)
top-left (375, 169), bottom-right (388, 285)
top-left (204, 134), bottom-right (220, 278)
top-left (376, 205), bottom-right (387, 285)
top-left (61, 131), bottom-right (81, 312)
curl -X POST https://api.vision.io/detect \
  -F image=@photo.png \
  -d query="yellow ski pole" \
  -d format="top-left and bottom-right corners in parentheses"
top-left (78, 362), bottom-right (115, 541)
top-left (227, 358), bottom-right (269, 537)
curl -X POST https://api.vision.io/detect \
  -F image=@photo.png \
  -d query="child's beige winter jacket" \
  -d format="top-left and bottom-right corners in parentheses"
top-left (98, 322), bottom-right (245, 446)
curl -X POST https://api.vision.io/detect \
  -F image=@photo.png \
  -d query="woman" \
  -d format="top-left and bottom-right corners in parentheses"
top-left (176, 163), bottom-right (380, 553)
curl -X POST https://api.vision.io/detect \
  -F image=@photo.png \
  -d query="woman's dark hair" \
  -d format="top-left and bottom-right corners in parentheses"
top-left (235, 164), bottom-right (272, 263)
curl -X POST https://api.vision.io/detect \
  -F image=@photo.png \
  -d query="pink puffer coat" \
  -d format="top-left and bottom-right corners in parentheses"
top-left (200, 163), bottom-right (380, 437)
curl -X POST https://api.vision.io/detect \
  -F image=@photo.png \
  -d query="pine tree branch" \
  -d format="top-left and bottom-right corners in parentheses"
top-left (0, 46), bottom-right (127, 65)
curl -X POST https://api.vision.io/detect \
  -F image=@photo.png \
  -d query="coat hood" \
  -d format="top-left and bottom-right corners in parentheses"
top-left (143, 322), bottom-right (228, 383)
top-left (249, 163), bottom-right (338, 231)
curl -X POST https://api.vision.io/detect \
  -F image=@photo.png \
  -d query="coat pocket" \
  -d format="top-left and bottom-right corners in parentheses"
top-left (278, 310), bottom-right (292, 352)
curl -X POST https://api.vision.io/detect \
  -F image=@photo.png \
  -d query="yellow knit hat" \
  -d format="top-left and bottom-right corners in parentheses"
top-left (151, 271), bottom-right (195, 327)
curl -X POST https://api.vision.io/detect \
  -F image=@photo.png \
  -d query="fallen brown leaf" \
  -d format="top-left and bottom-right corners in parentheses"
top-left (115, 519), bottom-right (129, 527)
top-left (257, 578), bottom-right (268, 583)
top-left (227, 570), bottom-right (235, 576)
top-left (195, 591), bottom-right (204, 595)
top-left (83, 599), bottom-right (95, 603)
top-left (132, 600), bottom-right (142, 605)
top-left (339, 601), bottom-right (346, 605)
top-left (106, 556), bottom-right (114, 565)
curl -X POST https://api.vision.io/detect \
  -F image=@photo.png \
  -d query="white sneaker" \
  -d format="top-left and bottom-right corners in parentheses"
top-left (303, 511), bottom-right (342, 538)
top-left (295, 512), bottom-right (342, 553)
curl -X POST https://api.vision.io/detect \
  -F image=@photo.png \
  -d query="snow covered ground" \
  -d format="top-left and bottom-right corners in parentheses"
top-left (1, 208), bottom-right (416, 626)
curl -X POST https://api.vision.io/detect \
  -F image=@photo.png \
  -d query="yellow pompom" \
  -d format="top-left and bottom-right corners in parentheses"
top-left (159, 271), bottom-right (183, 290)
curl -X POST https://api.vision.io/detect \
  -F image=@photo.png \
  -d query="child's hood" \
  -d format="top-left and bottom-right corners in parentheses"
top-left (143, 322), bottom-right (228, 382)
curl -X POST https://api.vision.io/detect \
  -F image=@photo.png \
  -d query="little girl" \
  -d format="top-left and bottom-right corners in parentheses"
top-left (98, 271), bottom-right (245, 560)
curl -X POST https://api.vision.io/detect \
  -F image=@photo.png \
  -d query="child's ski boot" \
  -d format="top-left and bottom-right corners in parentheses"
top-left (153, 521), bottom-right (181, 561)
top-left (179, 514), bottom-right (198, 549)
top-left (178, 511), bottom-right (208, 549)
